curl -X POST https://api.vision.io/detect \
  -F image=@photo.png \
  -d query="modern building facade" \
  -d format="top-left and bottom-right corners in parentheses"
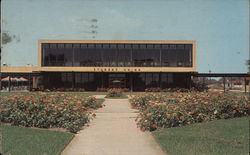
top-left (39, 40), bottom-right (196, 91)
top-left (2, 40), bottom-right (197, 91)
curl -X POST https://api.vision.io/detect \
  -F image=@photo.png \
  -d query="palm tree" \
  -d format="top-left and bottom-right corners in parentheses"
top-left (247, 60), bottom-right (250, 74)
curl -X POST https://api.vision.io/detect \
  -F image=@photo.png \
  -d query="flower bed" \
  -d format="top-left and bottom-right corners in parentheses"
top-left (0, 93), bottom-right (103, 133)
top-left (130, 92), bottom-right (249, 131)
top-left (106, 88), bottom-right (124, 98)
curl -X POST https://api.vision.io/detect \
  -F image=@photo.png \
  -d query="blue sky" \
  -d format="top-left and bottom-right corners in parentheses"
top-left (1, 0), bottom-right (249, 73)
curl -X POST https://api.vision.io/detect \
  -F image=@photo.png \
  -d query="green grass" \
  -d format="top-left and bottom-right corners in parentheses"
top-left (1, 124), bottom-right (74, 155)
top-left (105, 93), bottom-right (128, 99)
top-left (153, 117), bottom-right (249, 155)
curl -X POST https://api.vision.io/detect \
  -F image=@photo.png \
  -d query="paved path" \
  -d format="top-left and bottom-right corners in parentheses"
top-left (61, 98), bottom-right (166, 155)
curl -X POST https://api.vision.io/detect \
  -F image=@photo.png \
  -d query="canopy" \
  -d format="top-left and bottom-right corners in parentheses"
top-left (112, 80), bottom-right (121, 83)
top-left (19, 77), bottom-right (28, 82)
top-left (1, 76), bottom-right (16, 82)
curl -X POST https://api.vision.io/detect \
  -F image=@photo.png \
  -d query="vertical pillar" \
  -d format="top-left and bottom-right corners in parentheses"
top-left (8, 76), bottom-right (11, 92)
top-left (42, 72), bottom-right (45, 90)
top-left (188, 73), bottom-right (191, 89)
top-left (223, 77), bottom-right (226, 93)
top-left (28, 74), bottom-right (31, 91)
top-left (42, 73), bottom-right (44, 90)
top-left (32, 76), bottom-right (37, 89)
top-left (202, 77), bottom-right (205, 88)
top-left (72, 72), bottom-right (75, 91)
top-left (101, 72), bottom-right (104, 88)
top-left (130, 72), bottom-right (133, 92)
top-left (159, 49), bottom-right (162, 67)
top-left (230, 77), bottom-right (233, 89)
top-left (244, 77), bottom-right (247, 93)
top-left (159, 72), bottom-right (162, 89)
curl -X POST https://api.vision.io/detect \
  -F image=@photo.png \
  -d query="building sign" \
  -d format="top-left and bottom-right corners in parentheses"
top-left (93, 68), bottom-right (141, 72)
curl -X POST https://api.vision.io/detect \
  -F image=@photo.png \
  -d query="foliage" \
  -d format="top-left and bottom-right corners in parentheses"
top-left (0, 93), bottom-right (103, 133)
top-left (130, 92), bottom-right (249, 131)
top-left (145, 87), bottom-right (161, 92)
top-left (97, 88), bottom-right (129, 92)
top-left (106, 88), bottom-right (124, 98)
top-left (44, 88), bottom-right (85, 92)
top-left (191, 79), bottom-right (209, 91)
top-left (145, 87), bottom-right (205, 92)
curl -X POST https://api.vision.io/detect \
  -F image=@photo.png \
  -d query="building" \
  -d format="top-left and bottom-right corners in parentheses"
top-left (2, 40), bottom-right (197, 91)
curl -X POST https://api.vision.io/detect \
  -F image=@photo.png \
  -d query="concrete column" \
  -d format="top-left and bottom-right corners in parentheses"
top-left (130, 72), bottom-right (133, 92)
top-left (244, 77), bottom-right (247, 93)
top-left (28, 74), bottom-right (31, 91)
top-left (223, 77), bottom-right (226, 93)
top-left (32, 76), bottom-right (37, 89)
top-left (72, 72), bottom-right (75, 90)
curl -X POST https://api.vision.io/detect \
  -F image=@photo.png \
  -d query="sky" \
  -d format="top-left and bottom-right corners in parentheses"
top-left (1, 0), bottom-right (249, 73)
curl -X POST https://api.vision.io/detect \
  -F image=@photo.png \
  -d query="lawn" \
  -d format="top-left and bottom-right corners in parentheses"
top-left (153, 117), bottom-right (249, 155)
top-left (1, 124), bottom-right (74, 155)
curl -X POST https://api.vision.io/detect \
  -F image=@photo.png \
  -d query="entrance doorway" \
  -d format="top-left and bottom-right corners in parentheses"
top-left (108, 73), bottom-right (127, 88)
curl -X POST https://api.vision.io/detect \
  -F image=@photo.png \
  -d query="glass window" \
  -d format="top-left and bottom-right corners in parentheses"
top-left (118, 44), bottom-right (124, 49)
top-left (145, 73), bottom-right (152, 86)
top-left (110, 44), bottom-right (117, 49)
top-left (133, 48), bottom-right (160, 67)
top-left (74, 48), bottom-right (102, 67)
top-left (103, 44), bottom-right (109, 49)
top-left (42, 43), bottom-right (192, 67)
top-left (154, 44), bottom-right (161, 49)
top-left (73, 44), bottom-right (80, 48)
top-left (117, 49), bottom-right (131, 67)
top-left (96, 44), bottom-right (102, 49)
top-left (102, 48), bottom-right (117, 67)
top-left (125, 44), bottom-right (131, 49)
top-left (61, 72), bottom-right (73, 88)
top-left (139, 44), bottom-right (146, 49)
top-left (42, 44), bottom-right (73, 66)
top-left (65, 44), bottom-right (72, 48)
top-left (58, 43), bottom-right (64, 48)
top-left (88, 44), bottom-right (95, 48)
top-left (50, 43), bottom-right (57, 49)
top-left (162, 44), bottom-right (169, 49)
top-left (81, 44), bottom-right (87, 48)
top-left (146, 44), bottom-right (153, 49)
top-left (169, 44), bottom-right (176, 49)
top-left (132, 44), bottom-right (139, 49)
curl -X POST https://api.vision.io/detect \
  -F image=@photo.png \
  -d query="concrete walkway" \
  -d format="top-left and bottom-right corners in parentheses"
top-left (61, 98), bottom-right (166, 155)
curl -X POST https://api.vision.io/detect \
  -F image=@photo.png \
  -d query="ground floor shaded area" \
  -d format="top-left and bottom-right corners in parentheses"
top-left (42, 72), bottom-right (192, 91)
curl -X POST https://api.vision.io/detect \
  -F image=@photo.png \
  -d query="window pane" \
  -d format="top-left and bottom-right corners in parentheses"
top-left (117, 49), bottom-right (131, 67)
top-left (102, 49), bottom-right (117, 67)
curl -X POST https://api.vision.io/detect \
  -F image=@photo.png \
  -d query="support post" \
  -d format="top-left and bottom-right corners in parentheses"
top-left (223, 77), bottom-right (226, 93)
top-left (159, 72), bottom-right (162, 89)
top-left (8, 76), bottom-right (11, 92)
top-left (72, 72), bottom-right (75, 91)
top-left (32, 76), bottom-right (37, 89)
top-left (130, 72), bottom-right (133, 92)
top-left (101, 72), bottom-right (104, 88)
top-left (244, 77), bottom-right (247, 93)
top-left (28, 74), bottom-right (31, 91)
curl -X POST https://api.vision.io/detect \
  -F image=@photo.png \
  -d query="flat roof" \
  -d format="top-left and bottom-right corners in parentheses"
top-left (38, 40), bottom-right (196, 44)
top-left (193, 73), bottom-right (249, 77)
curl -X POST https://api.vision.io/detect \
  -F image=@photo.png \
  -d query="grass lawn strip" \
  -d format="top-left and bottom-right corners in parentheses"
top-left (105, 94), bottom-right (128, 99)
top-left (1, 124), bottom-right (74, 155)
top-left (153, 117), bottom-right (249, 155)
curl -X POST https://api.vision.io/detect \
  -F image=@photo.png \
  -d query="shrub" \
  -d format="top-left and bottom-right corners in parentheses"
top-left (130, 92), bottom-right (249, 131)
top-left (96, 88), bottom-right (109, 92)
top-left (0, 93), bottom-right (103, 133)
top-left (106, 88), bottom-right (124, 97)
top-left (145, 87), bottom-right (161, 92)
